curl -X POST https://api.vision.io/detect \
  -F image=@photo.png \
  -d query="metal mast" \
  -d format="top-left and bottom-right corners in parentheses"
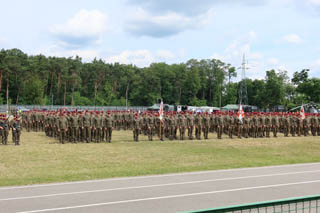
top-left (239, 54), bottom-right (249, 105)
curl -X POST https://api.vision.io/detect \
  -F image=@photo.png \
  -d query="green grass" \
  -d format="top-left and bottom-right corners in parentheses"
top-left (1, 131), bottom-right (320, 186)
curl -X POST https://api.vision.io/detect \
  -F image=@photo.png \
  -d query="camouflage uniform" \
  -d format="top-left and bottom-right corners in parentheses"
top-left (178, 114), bottom-right (187, 140)
top-left (70, 113), bottom-right (79, 143)
top-left (58, 114), bottom-right (68, 144)
top-left (104, 113), bottom-right (113, 143)
top-left (264, 115), bottom-right (271, 138)
top-left (10, 116), bottom-right (22, 145)
top-left (147, 114), bottom-right (155, 141)
top-left (310, 115), bottom-right (317, 136)
top-left (257, 115), bottom-right (264, 138)
top-left (289, 115), bottom-right (296, 137)
top-left (187, 114), bottom-right (194, 140)
top-left (132, 115), bottom-right (141, 142)
top-left (202, 114), bottom-right (210, 139)
top-left (194, 113), bottom-right (202, 140)
top-left (242, 115), bottom-right (249, 138)
top-left (271, 115), bottom-right (279, 137)
top-left (82, 112), bottom-right (91, 143)
top-left (216, 114), bottom-right (224, 139)
top-left (302, 116), bottom-right (309, 136)
top-left (283, 116), bottom-right (290, 137)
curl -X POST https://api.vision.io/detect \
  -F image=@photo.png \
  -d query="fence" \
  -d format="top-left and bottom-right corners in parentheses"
top-left (0, 105), bottom-right (148, 112)
top-left (185, 194), bottom-right (320, 213)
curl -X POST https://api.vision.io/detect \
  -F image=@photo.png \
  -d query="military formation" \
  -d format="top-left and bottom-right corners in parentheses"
top-left (22, 110), bottom-right (114, 144)
top-left (16, 109), bottom-right (320, 144)
top-left (0, 113), bottom-right (22, 145)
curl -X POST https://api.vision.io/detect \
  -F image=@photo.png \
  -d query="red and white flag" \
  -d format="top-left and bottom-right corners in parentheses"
top-left (237, 103), bottom-right (245, 122)
top-left (300, 105), bottom-right (305, 120)
top-left (159, 100), bottom-right (164, 121)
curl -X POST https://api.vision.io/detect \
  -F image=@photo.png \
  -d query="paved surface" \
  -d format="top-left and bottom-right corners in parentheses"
top-left (1, 163), bottom-right (320, 213)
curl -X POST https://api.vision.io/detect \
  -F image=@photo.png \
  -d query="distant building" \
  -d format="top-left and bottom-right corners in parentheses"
top-left (269, 105), bottom-right (286, 112)
top-left (222, 104), bottom-right (258, 112)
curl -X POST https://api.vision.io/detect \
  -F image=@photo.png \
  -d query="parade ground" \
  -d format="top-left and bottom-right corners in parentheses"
top-left (1, 163), bottom-right (320, 212)
top-left (1, 131), bottom-right (320, 187)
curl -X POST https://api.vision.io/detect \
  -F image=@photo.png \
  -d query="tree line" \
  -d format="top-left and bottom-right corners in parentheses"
top-left (0, 48), bottom-right (319, 110)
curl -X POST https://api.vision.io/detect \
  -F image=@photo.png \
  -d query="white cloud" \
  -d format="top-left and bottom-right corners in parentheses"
top-left (282, 34), bottom-right (303, 44)
top-left (106, 50), bottom-right (155, 67)
top-left (267, 57), bottom-right (280, 65)
top-left (306, 0), bottom-right (320, 6)
top-left (0, 37), bottom-right (8, 47)
top-left (277, 65), bottom-right (288, 71)
top-left (210, 31), bottom-right (292, 80)
top-left (125, 0), bottom-right (268, 37)
top-left (127, 0), bottom-right (267, 16)
top-left (248, 30), bottom-right (257, 40)
top-left (36, 45), bottom-right (180, 66)
top-left (250, 52), bottom-right (264, 60)
top-left (105, 49), bottom-right (180, 67)
top-left (35, 45), bottom-right (101, 62)
top-left (69, 50), bottom-right (101, 62)
top-left (50, 9), bottom-right (108, 48)
top-left (126, 8), bottom-right (214, 37)
top-left (310, 58), bottom-right (320, 77)
top-left (211, 31), bottom-right (259, 62)
top-left (156, 50), bottom-right (176, 60)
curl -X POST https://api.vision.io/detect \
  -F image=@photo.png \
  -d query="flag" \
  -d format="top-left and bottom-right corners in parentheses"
top-left (300, 105), bottom-right (305, 120)
top-left (159, 100), bottom-right (164, 120)
top-left (237, 103), bottom-right (245, 122)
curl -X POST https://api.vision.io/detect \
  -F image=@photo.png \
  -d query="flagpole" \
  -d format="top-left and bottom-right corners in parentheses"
top-left (159, 114), bottom-right (161, 139)
top-left (159, 99), bottom-right (163, 140)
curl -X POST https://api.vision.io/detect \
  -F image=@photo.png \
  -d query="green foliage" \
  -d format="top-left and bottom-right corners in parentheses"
top-left (246, 79), bottom-right (266, 109)
top-left (73, 92), bottom-right (92, 106)
top-left (265, 69), bottom-right (287, 107)
top-left (224, 82), bottom-right (238, 105)
top-left (296, 78), bottom-right (320, 103)
top-left (292, 69), bottom-right (309, 85)
top-left (22, 76), bottom-right (45, 105)
top-left (287, 103), bottom-right (297, 110)
top-left (0, 48), bottom-right (318, 108)
top-left (190, 98), bottom-right (207, 106)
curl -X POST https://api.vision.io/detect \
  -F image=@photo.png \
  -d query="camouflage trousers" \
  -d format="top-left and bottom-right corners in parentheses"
top-left (188, 126), bottom-right (193, 140)
top-left (179, 126), bottom-right (186, 140)
top-left (59, 129), bottom-right (67, 144)
top-left (1, 129), bottom-right (8, 145)
top-left (12, 129), bottom-right (21, 145)
top-left (105, 127), bottom-right (112, 143)
top-left (202, 126), bottom-right (209, 139)
top-left (133, 128), bottom-right (139, 141)
top-left (195, 126), bottom-right (201, 140)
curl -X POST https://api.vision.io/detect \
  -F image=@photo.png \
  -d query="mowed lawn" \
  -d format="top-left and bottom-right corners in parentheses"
top-left (1, 130), bottom-right (320, 186)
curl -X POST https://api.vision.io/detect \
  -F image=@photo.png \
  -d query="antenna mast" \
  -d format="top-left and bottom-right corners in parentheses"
top-left (239, 54), bottom-right (249, 105)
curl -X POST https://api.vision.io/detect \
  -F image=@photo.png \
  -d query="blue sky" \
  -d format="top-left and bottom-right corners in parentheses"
top-left (1, 0), bottom-right (320, 80)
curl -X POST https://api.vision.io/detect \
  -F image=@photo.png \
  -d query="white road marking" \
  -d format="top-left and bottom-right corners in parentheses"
top-left (1, 169), bottom-right (320, 201)
top-left (1, 162), bottom-right (320, 191)
top-left (17, 179), bottom-right (320, 213)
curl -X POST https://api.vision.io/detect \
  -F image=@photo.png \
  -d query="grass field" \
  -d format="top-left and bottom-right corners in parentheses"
top-left (0, 130), bottom-right (320, 187)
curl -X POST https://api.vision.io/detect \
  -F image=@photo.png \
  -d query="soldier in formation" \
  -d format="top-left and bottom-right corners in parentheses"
top-left (0, 112), bottom-right (22, 145)
top-left (15, 109), bottom-right (320, 144)
top-left (10, 114), bottom-right (22, 145)
top-left (0, 114), bottom-right (9, 145)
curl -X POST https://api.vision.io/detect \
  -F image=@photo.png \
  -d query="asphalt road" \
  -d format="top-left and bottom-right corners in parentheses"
top-left (1, 163), bottom-right (320, 213)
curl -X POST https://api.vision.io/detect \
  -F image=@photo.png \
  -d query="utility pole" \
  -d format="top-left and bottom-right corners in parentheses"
top-left (238, 54), bottom-right (249, 105)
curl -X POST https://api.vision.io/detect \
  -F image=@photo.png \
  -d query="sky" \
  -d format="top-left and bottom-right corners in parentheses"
top-left (1, 0), bottom-right (320, 80)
